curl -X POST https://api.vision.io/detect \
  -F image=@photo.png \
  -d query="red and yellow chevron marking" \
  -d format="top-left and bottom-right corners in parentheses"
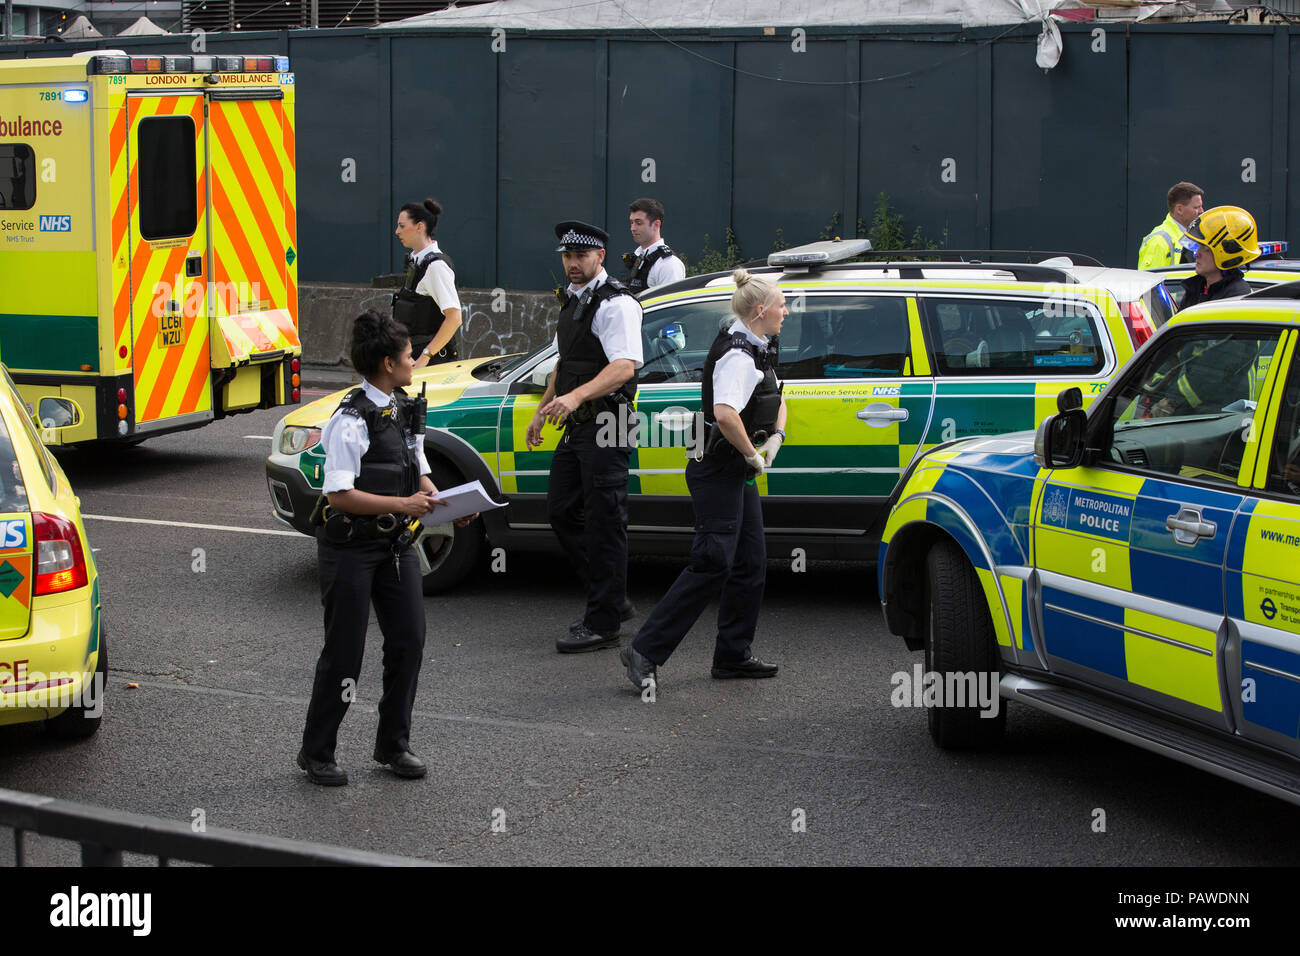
top-left (109, 95), bottom-right (132, 373)
top-left (208, 98), bottom-right (289, 328)
top-left (283, 99), bottom-right (297, 326)
top-left (126, 93), bottom-right (213, 424)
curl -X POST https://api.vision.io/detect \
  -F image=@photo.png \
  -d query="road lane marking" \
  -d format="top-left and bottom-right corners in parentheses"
top-left (83, 514), bottom-right (300, 537)
top-left (243, 435), bottom-right (275, 440)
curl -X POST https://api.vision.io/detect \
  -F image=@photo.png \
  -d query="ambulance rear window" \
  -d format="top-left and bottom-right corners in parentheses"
top-left (137, 117), bottom-right (197, 241)
top-left (0, 145), bottom-right (36, 211)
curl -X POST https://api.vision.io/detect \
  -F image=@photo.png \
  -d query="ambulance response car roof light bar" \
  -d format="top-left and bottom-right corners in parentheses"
top-left (768, 238), bottom-right (874, 274)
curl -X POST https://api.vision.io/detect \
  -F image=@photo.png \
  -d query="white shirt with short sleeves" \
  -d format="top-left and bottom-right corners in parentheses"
top-left (634, 238), bottom-right (686, 289)
top-left (551, 269), bottom-right (644, 370)
top-left (712, 319), bottom-right (777, 413)
top-left (321, 379), bottom-right (431, 494)
top-left (412, 241), bottom-right (462, 314)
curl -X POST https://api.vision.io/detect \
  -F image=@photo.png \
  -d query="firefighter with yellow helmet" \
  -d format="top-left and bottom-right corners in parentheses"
top-left (1179, 205), bottom-right (1261, 307)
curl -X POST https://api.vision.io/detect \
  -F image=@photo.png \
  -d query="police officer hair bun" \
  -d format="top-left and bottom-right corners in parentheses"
top-left (400, 198), bottom-right (441, 236)
top-left (351, 308), bottom-right (411, 378)
top-left (423, 197), bottom-right (442, 218)
top-left (731, 267), bottom-right (777, 321)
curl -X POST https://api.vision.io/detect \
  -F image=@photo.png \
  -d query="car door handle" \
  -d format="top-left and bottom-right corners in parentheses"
top-left (857, 404), bottom-right (908, 428)
top-left (1166, 507), bottom-right (1217, 546)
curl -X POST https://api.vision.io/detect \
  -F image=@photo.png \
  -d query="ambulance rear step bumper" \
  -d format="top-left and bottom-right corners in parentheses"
top-left (1002, 674), bottom-right (1300, 806)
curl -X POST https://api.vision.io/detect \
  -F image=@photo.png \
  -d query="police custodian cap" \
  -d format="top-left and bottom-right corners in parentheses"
top-left (555, 220), bottom-right (609, 252)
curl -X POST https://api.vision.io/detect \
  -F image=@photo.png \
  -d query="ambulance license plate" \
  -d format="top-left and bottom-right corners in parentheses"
top-left (158, 313), bottom-right (187, 349)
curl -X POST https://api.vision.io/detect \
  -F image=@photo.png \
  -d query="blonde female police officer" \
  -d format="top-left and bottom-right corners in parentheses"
top-left (393, 198), bottom-right (463, 369)
top-left (620, 268), bottom-right (788, 689)
top-left (297, 310), bottom-right (473, 786)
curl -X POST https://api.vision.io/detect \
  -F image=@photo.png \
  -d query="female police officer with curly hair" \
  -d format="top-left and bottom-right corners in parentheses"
top-left (297, 309), bottom-right (472, 785)
top-left (620, 267), bottom-right (789, 690)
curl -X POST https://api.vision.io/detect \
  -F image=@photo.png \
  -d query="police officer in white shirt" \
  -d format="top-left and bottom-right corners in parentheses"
top-left (624, 198), bottom-right (687, 293)
top-left (620, 268), bottom-right (787, 691)
top-left (527, 221), bottom-right (644, 653)
top-left (393, 198), bottom-right (464, 368)
top-left (297, 310), bottom-right (474, 786)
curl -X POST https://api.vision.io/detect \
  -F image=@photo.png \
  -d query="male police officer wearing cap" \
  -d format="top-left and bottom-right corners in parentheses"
top-left (527, 221), bottom-right (644, 653)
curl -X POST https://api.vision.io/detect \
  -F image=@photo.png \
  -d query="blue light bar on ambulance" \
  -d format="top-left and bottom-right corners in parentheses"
top-left (63, 89), bottom-right (88, 103)
top-left (768, 238), bottom-right (873, 268)
top-left (1258, 241), bottom-right (1289, 257)
top-left (276, 57), bottom-right (290, 72)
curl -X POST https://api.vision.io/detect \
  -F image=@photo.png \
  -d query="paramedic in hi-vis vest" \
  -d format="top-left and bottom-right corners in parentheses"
top-left (621, 268), bottom-right (787, 693)
top-left (1137, 182), bottom-right (1204, 270)
top-left (393, 198), bottom-right (463, 368)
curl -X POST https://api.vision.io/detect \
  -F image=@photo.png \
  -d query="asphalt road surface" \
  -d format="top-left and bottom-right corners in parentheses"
top-left (3, 391), bottom-right (1300, 866)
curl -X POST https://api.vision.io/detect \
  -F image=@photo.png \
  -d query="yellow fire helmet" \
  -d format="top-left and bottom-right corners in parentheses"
top-left (1184, 205), bottom-right (1261, 271)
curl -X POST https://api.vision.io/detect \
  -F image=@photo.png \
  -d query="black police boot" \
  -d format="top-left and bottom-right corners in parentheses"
top-left (569, 598), bottom-right (637, 633)
top-left (556, 623), bottom-right (620, 653)
top-left (620, 645), bottom-right (657, 692)
top-left (297, 749), bottom-right (348, 786)
top-left (711, 656), bottom-right (779, 679)
top-left (373, 746), bottom-right (427, 779)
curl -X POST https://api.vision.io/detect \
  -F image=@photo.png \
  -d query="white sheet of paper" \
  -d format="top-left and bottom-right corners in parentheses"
top-left (419, 479), bottom-right (504, 526)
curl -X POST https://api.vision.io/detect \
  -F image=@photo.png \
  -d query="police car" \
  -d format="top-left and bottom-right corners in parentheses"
top-left (1148, 241), bottom-right (1296, 308)
top-left (878, 284), bottom-right (1300, 804)
top-left (0, 367), bottom-right (103, 738)
top-left (267, 240), bottom-right (1169, 593)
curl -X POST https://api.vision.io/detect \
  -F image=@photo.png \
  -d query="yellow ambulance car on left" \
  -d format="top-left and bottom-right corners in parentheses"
top-left (0, 364), bottom-right (102, 737)
top-left (0, 52), bottom-right (301, 446)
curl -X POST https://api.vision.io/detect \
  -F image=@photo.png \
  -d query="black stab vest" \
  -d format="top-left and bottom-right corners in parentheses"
top-left (392, 251), bottom-right (456, 350)
top-left (335, 387), bottom-right (421, 499)
top-left (554, 278), bottom-right (639, 404)
top-left (622, 244), bottom-right (675, 293)
top-left (701, 329), bottom-right (782, 443)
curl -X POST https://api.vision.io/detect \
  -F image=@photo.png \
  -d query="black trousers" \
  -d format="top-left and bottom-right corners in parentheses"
top-left (546, 418), bottom-right (630, 635)
top-left (301, 537), bottom-right (425, 762)
top-left (632, 455), bottom-right (766, 667)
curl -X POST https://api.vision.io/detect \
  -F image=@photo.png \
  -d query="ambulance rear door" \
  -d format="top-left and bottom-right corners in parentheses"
top-left (205, 84), bottom-right (299, 407)
top-left (124, 89), bottom-right (214, 432)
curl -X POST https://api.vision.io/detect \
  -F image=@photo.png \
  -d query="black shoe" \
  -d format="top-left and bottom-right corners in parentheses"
top-left (711, 656), bottom-right (779, 679)
top-left (569, 599), bottom-right (637, 633)
top-left (557, 623), bottom-right (620, 653)
top-left (373, 747), bottom-right (427, 779)
top-left (619, 644), bottom-right (657, 692)
top-left (297, 749), bottom-right (348, 786)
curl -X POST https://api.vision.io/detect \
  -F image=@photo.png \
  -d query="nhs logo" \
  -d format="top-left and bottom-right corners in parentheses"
top-left (0, 519), bottom-right (26, 549)
top-left (39, 215), bottom-right (71, 232)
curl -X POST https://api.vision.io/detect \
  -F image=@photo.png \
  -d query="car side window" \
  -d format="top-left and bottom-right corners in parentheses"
top-left (0, 416), bottom-right (28, 514)
top-left (1, 367), bottom-right (57, 494)
top-left (923, 296), bottom-right (1105, 376)
top-left (777, 295), bottom-right (910, 380)
top-left (1266, 351), bottom-right (1300, 498)
top-left (640, 301), bottom-right (731, 385)
top-left (1102, 329), bottom-right (1282, 486)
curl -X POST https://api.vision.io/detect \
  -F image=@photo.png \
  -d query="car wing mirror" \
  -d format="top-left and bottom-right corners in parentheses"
top-left (38, 397), bottom-right (83, 430)
top-left (1035, 408), bottom-right (1086, 469)
top-left (529, 355), bottom-right (558, 391)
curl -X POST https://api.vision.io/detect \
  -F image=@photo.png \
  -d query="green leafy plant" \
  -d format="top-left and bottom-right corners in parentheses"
top-left (686, 227), bottom-right (746, 277)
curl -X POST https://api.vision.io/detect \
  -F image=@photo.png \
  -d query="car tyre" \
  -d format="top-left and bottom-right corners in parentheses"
top-left (924, 539), bottom-right (1006, 750)
top-left (419, 462), bottom-right (485, 595)
top-left (46, 622), bottom-right (105, 740)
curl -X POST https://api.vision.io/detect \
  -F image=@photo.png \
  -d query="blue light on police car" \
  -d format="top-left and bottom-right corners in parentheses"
top-left (64, 89), bottom-right (88, 104)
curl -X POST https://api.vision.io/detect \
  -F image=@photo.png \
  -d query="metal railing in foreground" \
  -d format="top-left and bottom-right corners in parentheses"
top-left (0, 787), bottom-right (437, 866)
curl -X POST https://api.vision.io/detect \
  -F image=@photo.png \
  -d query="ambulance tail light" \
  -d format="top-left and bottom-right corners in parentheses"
top-left (163, 56), bottom-right (193, 73)
top-left (245, 57), bottom-right (274, 71)
top-left (192, 56), bottom-right (216, 72)
top-left (33, 514), bottom-right (88, 596)
top-left (86, 55), bottom-right (131, 75)
top-left (131, 57), bottom-right (165, 73)
top-left (217, 56), bottom-right (244, 72)
top-left (1125, 300), bottom-right (1156, 349)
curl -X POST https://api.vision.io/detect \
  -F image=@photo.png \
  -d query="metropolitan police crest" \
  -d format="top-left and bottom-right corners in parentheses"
top-left (1043, 486), bottom-right (1069, 527)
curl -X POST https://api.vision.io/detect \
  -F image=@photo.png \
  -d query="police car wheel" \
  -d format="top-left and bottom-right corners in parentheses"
top-left (418, 463), bottom-right (485, 595)
top-left (924, 540), bottom-right (1005, 750)
top-left (46, 623), bottom-right (106, 740)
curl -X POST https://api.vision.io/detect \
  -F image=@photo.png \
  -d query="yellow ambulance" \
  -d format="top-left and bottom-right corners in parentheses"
top-left (0, 51), bottom-right (302, 445)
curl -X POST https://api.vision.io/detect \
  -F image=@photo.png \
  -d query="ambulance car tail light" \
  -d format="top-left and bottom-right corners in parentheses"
top-left (1125, 301), bottom-right (1155, 349)
top-left (291, 358), bottom-right (300, 372)
top-left (245, 57), bottom-right (273, 71)
top-left (131, 57), bottom-right (164, 73)
top-left (64, 89), bottom-right (88, 104)
top-left (192, 56), bottom-right (216, 72)
top-left (33, 513), bottom-right (88, 595)
top-left (292, 388), bottom-right (300, 402)
top-left (163, 56), bottom-right (193, 73)
top-left (117, 388), bottom-right (126, 403)
top-left (217, 57), bottom-right (244, 72)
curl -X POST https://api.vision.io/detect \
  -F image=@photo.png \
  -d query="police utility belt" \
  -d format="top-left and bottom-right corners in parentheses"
top-left (567, 393), bottom-right (630, 426)
top-left (318, 505), bottom-right (422, 548)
